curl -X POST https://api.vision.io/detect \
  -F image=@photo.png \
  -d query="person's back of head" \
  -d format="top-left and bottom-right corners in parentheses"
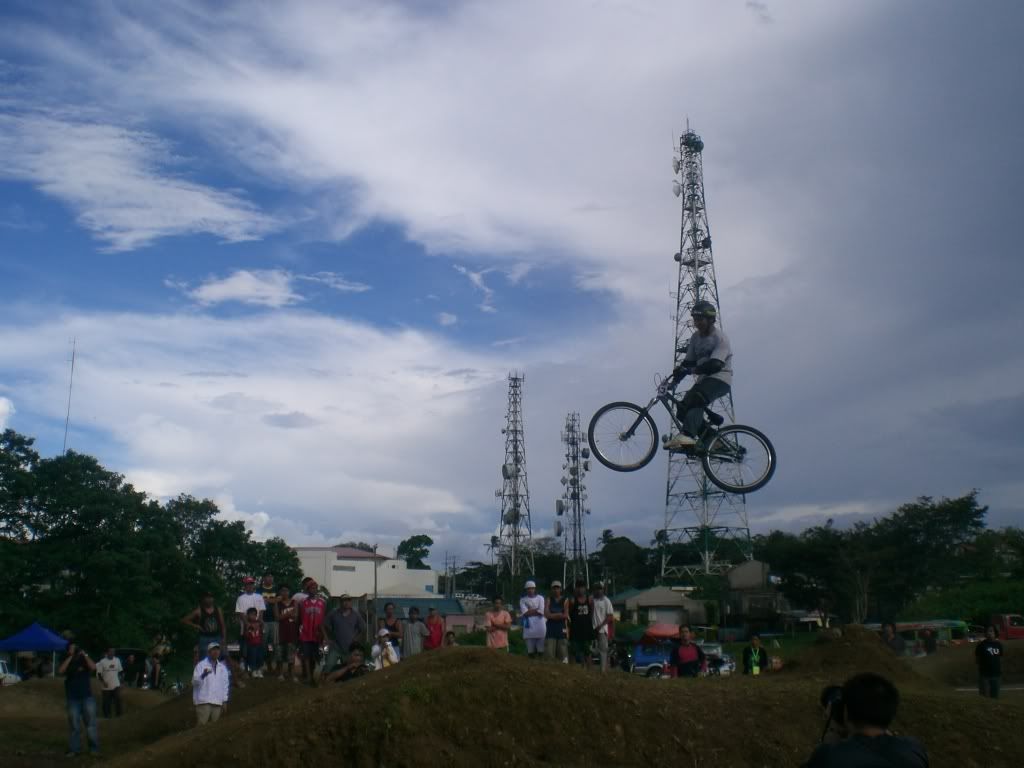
top-left (842, 673), bottom-right (899, 730)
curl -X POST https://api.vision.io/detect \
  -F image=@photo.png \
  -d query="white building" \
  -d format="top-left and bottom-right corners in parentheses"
top-left (295, 546), bottom-right (438, 598)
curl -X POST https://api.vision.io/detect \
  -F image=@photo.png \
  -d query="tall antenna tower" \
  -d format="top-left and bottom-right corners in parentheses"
top-left (555, 412), bottom-right (591, 587)
top-left (63, 338), bottom-right (77, 454)
top-left (495, 372), bottom-right (534, 595)
top-left (661, 124), bottom-right (752, 579)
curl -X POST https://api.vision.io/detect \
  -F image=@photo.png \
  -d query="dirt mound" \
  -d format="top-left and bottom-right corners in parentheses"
top-left (105, 647), bottom-right (1023, 768)
top-left (784, 625), bottom-right (925, 686)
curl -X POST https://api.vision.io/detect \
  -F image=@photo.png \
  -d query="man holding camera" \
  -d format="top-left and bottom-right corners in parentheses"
top-left (804, 673), bottom-right (928, 767)
top-left (59, 642), bottom-right (99, 757)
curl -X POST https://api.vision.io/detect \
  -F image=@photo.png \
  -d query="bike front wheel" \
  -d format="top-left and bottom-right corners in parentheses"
top-left (701, 424), bottom-right (776, 494)
top-left (588, 402), bottom-right (659, 472)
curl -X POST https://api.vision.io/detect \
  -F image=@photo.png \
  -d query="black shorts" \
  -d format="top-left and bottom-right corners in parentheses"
top-left (301, 641), bottom-right (321, 661)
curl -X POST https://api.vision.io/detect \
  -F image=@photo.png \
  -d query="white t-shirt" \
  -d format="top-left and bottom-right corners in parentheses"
top-left (234, 591), bottom-right (267, 618)
top-left (96, 656), bottom-right (123, 690)
top-left (592, 596), bottom-right (614, 635)
top-left (519, 594), bottom-right (547, 639)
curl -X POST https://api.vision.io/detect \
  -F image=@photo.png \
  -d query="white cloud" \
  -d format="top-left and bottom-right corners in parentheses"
top-left (296, 272), bottom-right (371, 293)
top-left (453, 264), bottom-right (497, 313)
top-left (188, 269), bottom-right (302, 308)
top-left (0, 397), bottom-right (14, 429)
top-left (0, 113), bottom-right (278, 251)
top-left (437, 312), bottom-right (458, 327)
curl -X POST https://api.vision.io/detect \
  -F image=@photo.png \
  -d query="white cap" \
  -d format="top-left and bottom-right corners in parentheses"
top-left (525, 580), bottom-right (537, 589)
top-left (378, 628), bottom-right (391, 637)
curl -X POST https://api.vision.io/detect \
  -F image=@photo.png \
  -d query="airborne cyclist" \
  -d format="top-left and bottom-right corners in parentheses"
top-left (664, 300), bottom-right (733, 450)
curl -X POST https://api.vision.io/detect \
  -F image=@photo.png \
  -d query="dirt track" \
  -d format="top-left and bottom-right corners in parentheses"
top-left (2, 632), bottom-right (1021, 768)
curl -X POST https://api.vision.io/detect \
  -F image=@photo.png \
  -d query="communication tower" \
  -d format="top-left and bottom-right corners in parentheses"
top-left (661, 124), bottom-right (752, 578)
top-left (555, 412), bottom-right (591, 587)
top-left (495, 372), bottom-right (534, 595)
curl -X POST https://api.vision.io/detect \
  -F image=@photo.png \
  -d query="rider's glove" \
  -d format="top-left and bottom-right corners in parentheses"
top-left (672, 367), bottom-right (692, 384)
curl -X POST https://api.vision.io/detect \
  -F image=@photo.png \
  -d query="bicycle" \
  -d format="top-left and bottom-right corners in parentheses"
top-left (587, 373), bottom-right (777, 494)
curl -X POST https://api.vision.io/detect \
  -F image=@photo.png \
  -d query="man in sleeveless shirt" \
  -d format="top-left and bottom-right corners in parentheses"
top-left (566, 580), bottom-right (595, 668)
top-left (181, 592), bottom-right (227, 661)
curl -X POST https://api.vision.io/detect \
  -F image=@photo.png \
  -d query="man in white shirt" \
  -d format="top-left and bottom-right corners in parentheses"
top-left (234, 576), bottom-right (266, 668)
top-left (192, 641), bottom-right (231, 726)
top-left (371, 628), bottom-right (400, 670)
top-left (519, 580), bottom-right (547, 659)
top-left (95, 647), bottom-right (124, 718)
top-left (591, 583), bottom-right (615, 672)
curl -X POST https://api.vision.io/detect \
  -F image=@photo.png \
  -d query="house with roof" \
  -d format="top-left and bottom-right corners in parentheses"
top-left (295, 546), bottom-right (439, 598)
top-left (611, 586), bottom-right (707, 626)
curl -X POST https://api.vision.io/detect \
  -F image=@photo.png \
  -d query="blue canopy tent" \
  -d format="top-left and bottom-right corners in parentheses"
top-left (0, 622), bottom-right (68, 678)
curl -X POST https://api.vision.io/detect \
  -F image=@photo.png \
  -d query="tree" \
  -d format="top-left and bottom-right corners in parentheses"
top-left (334, 540), bottom-right (375, 552)
top-left (397, 534), bottom-right (433, 569)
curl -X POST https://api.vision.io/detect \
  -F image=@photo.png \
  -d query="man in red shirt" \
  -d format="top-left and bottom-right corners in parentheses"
top-left (423, 607), bottom-right (445, 651)
top-left (298, 580), bottom-right (327, 685)
top-left (673, 625), bottom-right (706, 678)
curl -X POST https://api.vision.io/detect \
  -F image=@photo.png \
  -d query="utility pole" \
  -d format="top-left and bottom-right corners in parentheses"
top-left (63, 338), bottom-right (76, 454)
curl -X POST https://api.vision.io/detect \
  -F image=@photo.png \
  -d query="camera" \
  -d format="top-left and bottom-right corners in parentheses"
top-left (819, 685), bottom-right (845, 743)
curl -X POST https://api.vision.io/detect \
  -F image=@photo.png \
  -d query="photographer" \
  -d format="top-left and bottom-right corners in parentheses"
top-left (59, 642), bottom-right (99, 757)
top-left (803, 673), bottom-right (928, 767)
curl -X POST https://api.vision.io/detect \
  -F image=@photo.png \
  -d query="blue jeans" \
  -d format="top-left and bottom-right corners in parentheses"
top-left (67, 697), bottom-right (99, 754)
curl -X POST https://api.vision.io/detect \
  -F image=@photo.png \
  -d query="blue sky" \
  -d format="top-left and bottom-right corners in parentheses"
top-left (1, 1), bottom-right (1022, 564)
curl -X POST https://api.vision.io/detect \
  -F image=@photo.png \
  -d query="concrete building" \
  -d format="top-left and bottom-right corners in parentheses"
top-left (724, 560), bottom-right (786, 621)
top-left (295, 546), bottom-right (439, 598)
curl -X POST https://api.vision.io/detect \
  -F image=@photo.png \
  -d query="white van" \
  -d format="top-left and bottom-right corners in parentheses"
top-left (0, 659), bottom-right (21, 686)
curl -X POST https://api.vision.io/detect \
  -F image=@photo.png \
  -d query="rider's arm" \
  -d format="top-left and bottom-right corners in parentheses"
top-left (693, 359), bottom-right (725, 375)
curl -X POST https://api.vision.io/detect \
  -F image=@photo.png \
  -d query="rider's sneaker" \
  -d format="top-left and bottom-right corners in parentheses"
top-left (664, 433), bottom-right (697, 450)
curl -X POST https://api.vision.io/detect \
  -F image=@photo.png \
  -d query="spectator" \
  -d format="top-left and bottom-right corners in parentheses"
top-left (234, 576), bottom-right (266, 670)
top-left (259, 572), bottom-right (279, 676)
top-left (192, 641), bottom-right (231, 726)
top-left (674, 625), bottom-right (706, 678)
top-left (591, 582), bottom-right (614, 672)
top-left (976, 625), bottom-right (1003, 699)
top-left (293, 576), bottom-right (314, 605)
top-left (518, 580), bottom-right (547, 659)
top-left (742, 634), bottom-right (770, 676)
top-left (60, 642), bottom-right (99, 757)
top-left (372, 628), bottom-right (400, 670)
top-left (95, 647), bottom-right (124, 718)
top-left (424, 607), bottom-right (445, 651)
top-left (123, 653), bottom-right (140, 688)
top-left (143, 651), bottom-right (162, 691)
top-left (324, 594), bottom-right (367, 676)
top-left (801, 673), bottom-right (928, 768)
top-left (484, 597), bottom-right (513, 652)
top-left (298, 580), bottom-right (327, 685)
top-left (443, 631), bottom-right (459, 648)
top-left (275, 585), bottom-right (300, 681)
top-left (181, 592), bottom-right (227, 661)
top-left (382, 602), bottom-right (403, 649)
top-left (403, 607), bottom-right (431, 657)
top-left (544, 581), bottom-right (568, 662)
top-left (325, 644), bottom-right (370, 683)
top-left (565, 581), bottom-right (594, 667)
top-left (883, 623), bottom-right (906, 656)
top-left (243, 607), bottom-right (266, 679)
top-left (923, 628), bottom-right (938, 655)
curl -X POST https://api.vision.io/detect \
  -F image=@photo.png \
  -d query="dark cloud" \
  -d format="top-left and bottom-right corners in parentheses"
top-left (262, 411), bottom-right (318, 429)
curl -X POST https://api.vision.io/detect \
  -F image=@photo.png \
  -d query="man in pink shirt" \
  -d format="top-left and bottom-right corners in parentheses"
top-left (485, 597), bottom-right (513, 651)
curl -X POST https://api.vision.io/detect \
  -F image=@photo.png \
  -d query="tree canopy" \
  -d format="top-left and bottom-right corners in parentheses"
top-left (397, 534), bottom-right (433, 569)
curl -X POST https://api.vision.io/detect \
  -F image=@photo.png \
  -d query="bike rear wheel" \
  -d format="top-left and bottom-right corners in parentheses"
top-left (588, 402), bottom-right (659, 472)
top-left (701, 424), bottom-right (776, 494)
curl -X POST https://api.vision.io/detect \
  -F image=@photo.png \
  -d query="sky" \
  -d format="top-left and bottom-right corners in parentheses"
top-left (1, 1), bottom-right (1022, 567)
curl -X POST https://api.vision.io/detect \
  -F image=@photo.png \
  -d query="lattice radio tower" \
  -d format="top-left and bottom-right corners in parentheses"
top-left (495, 372), bottom-right (534, 595)
top-left (555, 412), bottom-right (591, 587)
top-left (661, 124), bottom-right (752, 579)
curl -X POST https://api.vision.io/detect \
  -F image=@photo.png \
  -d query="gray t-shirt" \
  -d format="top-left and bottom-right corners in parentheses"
top-left (326, 609), bottom-right (366, 652)
top-left (684, 327), bottom-right (733, 386)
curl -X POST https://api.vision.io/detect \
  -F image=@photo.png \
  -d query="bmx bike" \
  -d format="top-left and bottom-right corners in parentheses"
top-left (587, 373), bottom-right (777, 494)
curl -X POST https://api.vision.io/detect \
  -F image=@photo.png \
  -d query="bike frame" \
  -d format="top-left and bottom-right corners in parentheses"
top-left (623, 379), bottom-right (683, 439)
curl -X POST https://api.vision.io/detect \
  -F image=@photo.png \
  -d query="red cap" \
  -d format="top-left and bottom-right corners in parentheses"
top-left (242, 576), bottom-right (256, 584)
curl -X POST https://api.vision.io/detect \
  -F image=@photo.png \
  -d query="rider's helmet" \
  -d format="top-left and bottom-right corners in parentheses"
top-left (691, 300), bottom-right (717, 320)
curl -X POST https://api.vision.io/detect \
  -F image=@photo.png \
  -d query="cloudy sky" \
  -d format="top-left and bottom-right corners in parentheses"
top-left (1, 1), bottom-right (1021, 566)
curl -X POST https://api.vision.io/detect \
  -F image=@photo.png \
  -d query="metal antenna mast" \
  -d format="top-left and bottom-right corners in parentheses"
top-left (661, 124), bottom-right (752, 579)
top-left (495, 372), bottom-right (534, 595)
top-left (555, 412), bottom-right (592, 587)
top-left (62, 338), bottom-right (77, 455)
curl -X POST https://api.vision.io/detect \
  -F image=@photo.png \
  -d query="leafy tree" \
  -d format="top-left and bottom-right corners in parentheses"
top-left (397, 534), bottom-right (434, 569)
top-left (334, 540), bottom-right (375, 552)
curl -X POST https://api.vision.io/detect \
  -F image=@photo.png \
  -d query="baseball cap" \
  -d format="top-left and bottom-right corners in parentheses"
top-left (524, 580), bottom-right (537, 589)
top-left (378, 628), bottom-right (391, 637)
top-left (551, 580), bottom-right (563, 588)
top-left (242, 576), bottom-right (256, 584)
top-left (207, 641), bottom-right (221, 650)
